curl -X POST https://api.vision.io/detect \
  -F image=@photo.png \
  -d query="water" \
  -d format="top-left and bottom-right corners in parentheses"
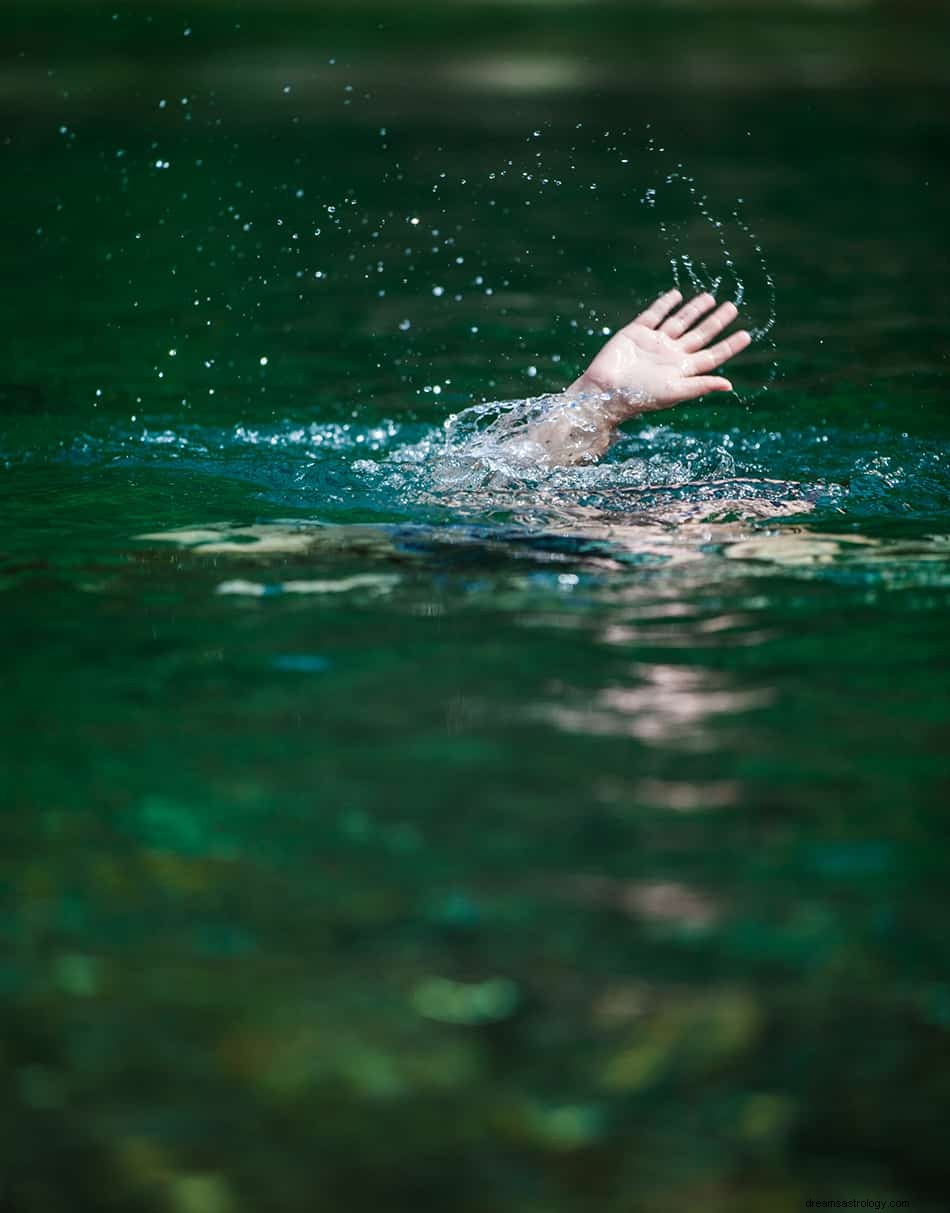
top-left (3, 7), bottom-right (950, 1210)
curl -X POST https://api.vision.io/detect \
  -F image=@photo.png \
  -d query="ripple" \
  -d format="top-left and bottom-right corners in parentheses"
top-left (10, 400), bottom-right (950, 529)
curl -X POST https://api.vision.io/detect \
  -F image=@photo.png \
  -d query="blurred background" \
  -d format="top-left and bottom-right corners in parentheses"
top-left (4, 0), bottom-right (949, 418)
top-left (2, 3), bottom-right (950, 1212)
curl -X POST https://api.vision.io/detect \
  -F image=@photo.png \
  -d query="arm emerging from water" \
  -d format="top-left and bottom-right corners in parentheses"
top-left (502, 290), bottom-right (751, 466)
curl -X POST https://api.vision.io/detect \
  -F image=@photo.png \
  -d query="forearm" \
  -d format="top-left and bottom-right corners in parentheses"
top-left (502, 375), bottom-right (633, 468)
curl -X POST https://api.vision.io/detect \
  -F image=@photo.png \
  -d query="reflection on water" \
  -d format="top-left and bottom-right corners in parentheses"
top-left (5, 483), bottom-right (948, 1213)
top-left (567, 874), bottom-right (723, 930)
top-left (540, 662), bottom-right (774, 749)
top-left (138, 510), bottom-right (950, 589)
top-left (606, 777), bottom-right (741, 812)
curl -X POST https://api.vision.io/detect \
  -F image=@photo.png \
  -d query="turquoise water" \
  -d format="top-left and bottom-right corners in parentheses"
top-left (3, 6), bottom-right (950, 1210)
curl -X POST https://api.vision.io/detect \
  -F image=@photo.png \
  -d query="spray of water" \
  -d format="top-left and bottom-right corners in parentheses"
top-left (646, 164), bottom-right (779, 404)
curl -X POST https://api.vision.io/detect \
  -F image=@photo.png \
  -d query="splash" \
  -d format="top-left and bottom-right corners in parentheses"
top-left (384, 124), bottom-right (781, 403)
top-left (11, 407), bottom-right (948, 527)
top-left (640, 154), bottom-right (779, 403)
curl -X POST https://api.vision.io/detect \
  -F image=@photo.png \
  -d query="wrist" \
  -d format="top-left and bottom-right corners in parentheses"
top-left (565, 373), bottom-right (630, 427)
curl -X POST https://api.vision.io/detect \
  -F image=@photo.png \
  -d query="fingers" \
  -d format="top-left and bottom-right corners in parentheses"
top-left (686, 329), bottom-right (751, 375)
top-left (675, 376), bottom-right (733, 401)
top-left (680, 300), bottom-right (739, 352)
top-left (632, 289), bottom-right (682, 330)
top-left (659, 292), bottom-right (717, 339)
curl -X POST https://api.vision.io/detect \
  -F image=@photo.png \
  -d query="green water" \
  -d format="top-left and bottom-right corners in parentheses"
top-left (3, 5), bottom-right (950, 1211)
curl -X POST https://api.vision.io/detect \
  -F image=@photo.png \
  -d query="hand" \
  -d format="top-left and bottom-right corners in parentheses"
top-left (569, 289), bottom-right (752, 419)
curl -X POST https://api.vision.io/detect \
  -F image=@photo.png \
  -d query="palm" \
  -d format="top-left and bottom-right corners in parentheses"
top-left (574, 290), bottom-right (752, 415)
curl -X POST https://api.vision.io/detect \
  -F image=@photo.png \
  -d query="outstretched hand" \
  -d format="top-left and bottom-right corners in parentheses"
top-left (569, 289), bottom-right (752, 419)
top-left (469, 288), bottom-right (753, 470)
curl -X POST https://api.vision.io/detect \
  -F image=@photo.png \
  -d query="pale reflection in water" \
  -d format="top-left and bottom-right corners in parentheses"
top-left (538, 662), bottom-right (773, 750)
top-left (569, 875), bottom-right (723, 931)
top-left (600, 777), bottom-right (742, 812)
top-left (138, 513), bottom-right (950, 611)
top-left (597, 613), bottom-right (776, 650)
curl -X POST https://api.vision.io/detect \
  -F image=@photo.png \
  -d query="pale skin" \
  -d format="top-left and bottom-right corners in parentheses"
top-left (498, 288), bottom-right (752, 466)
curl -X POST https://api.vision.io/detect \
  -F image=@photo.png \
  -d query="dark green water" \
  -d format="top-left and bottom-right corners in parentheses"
top-left (3, 5), bottom-right (950, 1211)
